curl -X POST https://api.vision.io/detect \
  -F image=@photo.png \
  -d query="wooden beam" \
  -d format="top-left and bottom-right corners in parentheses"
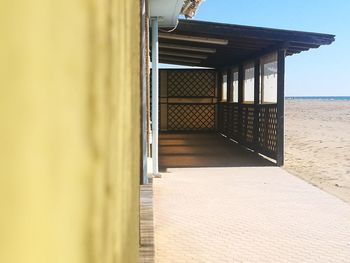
top-left (159, 43), bottom-right (216, 53)
top-left (253, 59), bottom-right (260, 151)
top-left (215, 71), bottom-right (220, 131)
top-left (217, 70), bottom-right (223, 102)
top-left (159, 56), bottom-right (202, 64)
top-left (159, 51), bottom-right (208, 59)
top-left (238, 65), bottom-right (244, 142)
top-left (177, 19), bottom-right (336, 45)
top-left (159, 60), bottom-right (201, 67)
top-left (276, 49), bottom-right (286, 166)
top-left (227, 68), bottom-right (233, 102)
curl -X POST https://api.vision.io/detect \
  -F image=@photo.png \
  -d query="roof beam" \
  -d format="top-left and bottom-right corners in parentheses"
top-left (159, 56), bottom-right (202, 64)
top-left (177, 19), bottom-right (335, 45)
top-left (160, 60), bottom-right (201, 66)
top-left (159, 32), bottom-right (228, 45)
top-left (159, 51), bottom-right (208, 59)
top-left (159, 43), bottom-right (216, 53)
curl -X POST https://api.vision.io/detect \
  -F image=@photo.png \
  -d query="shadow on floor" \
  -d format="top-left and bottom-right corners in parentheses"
top-left (159, 132), bottom-right (275, 172)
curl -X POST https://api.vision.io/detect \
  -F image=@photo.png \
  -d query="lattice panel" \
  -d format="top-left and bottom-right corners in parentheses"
top-left (232, 104), bottom-right (239, 138)
top-left (227, 104), bottom-right (233, 136)
top-left (217, 104), bottom-right (223, 132)
top-left (168, 104), bottom-right (215, 131)
top-left (167, 70), bottom-right (216, 97)
top-left (224, 103), bottom-right (240, 140)
top-left (222, 104), bottom-right (228, 133)
top-left (241, 105), bottom-right (254, 144)
top-left (258, 105), bottom-right (277, 153)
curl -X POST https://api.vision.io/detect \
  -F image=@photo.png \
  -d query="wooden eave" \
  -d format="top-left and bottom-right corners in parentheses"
top-left (157, 19), bottom-right (335, 67)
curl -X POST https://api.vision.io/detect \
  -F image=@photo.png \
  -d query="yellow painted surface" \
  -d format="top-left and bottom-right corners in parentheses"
top-left (0, 0), bottom-right (140, 263)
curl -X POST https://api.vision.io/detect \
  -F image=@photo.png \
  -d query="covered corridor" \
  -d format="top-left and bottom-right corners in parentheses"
top-left (146, 20), bottom-right (336, 181)
top-left (159, 133), bottom-right (273, 170)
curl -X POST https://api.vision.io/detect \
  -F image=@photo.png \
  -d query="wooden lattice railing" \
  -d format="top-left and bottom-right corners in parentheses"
top-left (218, 103), bottom-right (277, 159)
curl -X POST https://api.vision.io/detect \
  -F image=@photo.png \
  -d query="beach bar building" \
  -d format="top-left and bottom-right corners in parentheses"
top-left (147, 18), bottom-right (335, 179)
top-left (0, 0), bottom-right (336, 262)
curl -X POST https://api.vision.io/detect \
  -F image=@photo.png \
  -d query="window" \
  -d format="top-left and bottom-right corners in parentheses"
top-left (260, 53), bottom-right (277, 103)
top-left (221, 72), bottom-right (227, 101)
top-left (243, 63), bottom-right (254, 103)
top-left (231, 69), bottom-right (239, 103)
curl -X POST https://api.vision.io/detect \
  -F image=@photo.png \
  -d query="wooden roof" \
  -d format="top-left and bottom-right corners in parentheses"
top-left (158, 19), bottom-right (335, 68)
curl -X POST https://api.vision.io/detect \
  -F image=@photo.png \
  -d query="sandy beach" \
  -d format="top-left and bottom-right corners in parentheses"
top-left (284, 99), bottom-right (350, 204)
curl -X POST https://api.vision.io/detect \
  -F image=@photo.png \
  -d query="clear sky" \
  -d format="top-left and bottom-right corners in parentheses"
top-left (164, 0), bottom-right (350, 96)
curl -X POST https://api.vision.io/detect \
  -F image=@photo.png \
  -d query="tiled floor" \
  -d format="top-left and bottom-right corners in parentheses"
top-left (154, 133), bottom-right (350, 263)
top-left (159, 133), bottom-right (274, 170)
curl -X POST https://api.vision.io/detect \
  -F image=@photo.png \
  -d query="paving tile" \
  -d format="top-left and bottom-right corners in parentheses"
top-left (154, 167), bottom-right (350, 263)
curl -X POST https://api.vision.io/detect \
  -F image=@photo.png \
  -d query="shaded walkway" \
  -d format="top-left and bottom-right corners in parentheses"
top-left (159, 133), bottom-right (274, 171)
top-left (154, 167), bottom-right (350, 263)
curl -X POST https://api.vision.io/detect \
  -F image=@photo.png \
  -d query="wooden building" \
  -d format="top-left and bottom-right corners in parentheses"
top-left (0, 0), bottom-right (335, 262)
top-left (150, 19), bottom-right (335, 169)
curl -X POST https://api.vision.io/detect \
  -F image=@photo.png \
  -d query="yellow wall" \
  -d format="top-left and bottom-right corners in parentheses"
top-left (0, 0), bottom-right (140, 263)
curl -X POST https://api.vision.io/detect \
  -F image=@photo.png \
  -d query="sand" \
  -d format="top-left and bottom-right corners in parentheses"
top-left (284, 99), bottom-right (350, 204)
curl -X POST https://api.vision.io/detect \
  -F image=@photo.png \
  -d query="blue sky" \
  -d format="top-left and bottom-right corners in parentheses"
top-left (164, 0), bottom-right (350, 96)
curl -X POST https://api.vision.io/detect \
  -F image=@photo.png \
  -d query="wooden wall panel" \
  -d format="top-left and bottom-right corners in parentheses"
top-left (0, 0), bottom-right (140, 262)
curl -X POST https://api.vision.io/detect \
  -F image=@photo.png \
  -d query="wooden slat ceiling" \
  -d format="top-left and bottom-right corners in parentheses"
top-left (157, 19), bottom-right (335, 68)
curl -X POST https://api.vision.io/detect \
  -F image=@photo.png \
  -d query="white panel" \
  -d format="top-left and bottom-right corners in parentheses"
top-left (150, 0), bottom-right (184, 27)
top-left (232, 69), bottom-right (239, 103)
top-left (243, 63), bottom-right (255, 103)
top-left (261, 53), bottom-right (278, 103)
top-left (221, 73), bottom-right (227, 101)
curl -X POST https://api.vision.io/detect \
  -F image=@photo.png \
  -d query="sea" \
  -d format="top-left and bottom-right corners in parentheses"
top-left (286, 96), bottom-right (350, 101)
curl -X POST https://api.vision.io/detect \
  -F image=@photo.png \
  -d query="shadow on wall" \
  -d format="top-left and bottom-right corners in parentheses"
top-left (159, 132), bottom-right (275, 172)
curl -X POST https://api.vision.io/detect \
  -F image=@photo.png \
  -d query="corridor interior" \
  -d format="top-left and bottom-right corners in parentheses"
top-left (159, 132), bottom-right (274, 171)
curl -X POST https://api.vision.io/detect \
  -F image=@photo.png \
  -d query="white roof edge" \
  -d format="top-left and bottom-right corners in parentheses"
top-left (150, 0), bottom-right (184, 28)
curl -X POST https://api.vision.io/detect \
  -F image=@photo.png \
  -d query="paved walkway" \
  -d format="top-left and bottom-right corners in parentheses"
top-left (154, 167), bottom-right (350, 263)
top-left (154, 133), bottom-right (350, 263)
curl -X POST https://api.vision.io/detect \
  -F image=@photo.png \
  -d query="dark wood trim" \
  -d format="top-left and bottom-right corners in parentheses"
top-left (238, 65), bottom-right (244, 143)
top-left (227, 68), bottom-right (233, 103)
top-left (159, 19), bottom-right (335, 68)
top-left (166, 96), bottom-right (217, 99)
top-left (176, 19), bottom-right (335, 45)
top-left (276, 49), bottom-right (286, 166)
top-left (253, 59), bottom-right (260, 151)
top-left (215, 71), bottom-right (219, 131)
top-left (159, 68), bottom-right (215, 72)
top-left (217, 70), bottom-right (223, 102)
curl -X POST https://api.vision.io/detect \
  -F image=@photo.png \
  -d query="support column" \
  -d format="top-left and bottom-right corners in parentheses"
top-left (227, 69), bottom-right (233, 103)
top-left (253, 59), bottom-right (260, 151)
top-left (238, 65), bottom-right (244, 143)
top-left (216, 70), bottom-right (222, 132)
top-left (226, 69), bottom-right (232, 137)
top-left (151, 17), bottom-right (160, 177)
top-left (277, 49), bottom-right (286, 166)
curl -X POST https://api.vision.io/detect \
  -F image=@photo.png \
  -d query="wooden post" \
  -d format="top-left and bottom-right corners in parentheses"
top-left (253, 59), bottom-right (260, 151)
top-left (217, 70), bottom-right (222, 101)
top-left (226, 69), bottom-right (232, 136)
top-left (227, 68), bottom-right (232, 103)
top-left (238, 65), bottom-right (244, 142)
top-left (277, 49), bottom-right (286, 166)
top-left (216, 70), bottom-right (222, 132)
